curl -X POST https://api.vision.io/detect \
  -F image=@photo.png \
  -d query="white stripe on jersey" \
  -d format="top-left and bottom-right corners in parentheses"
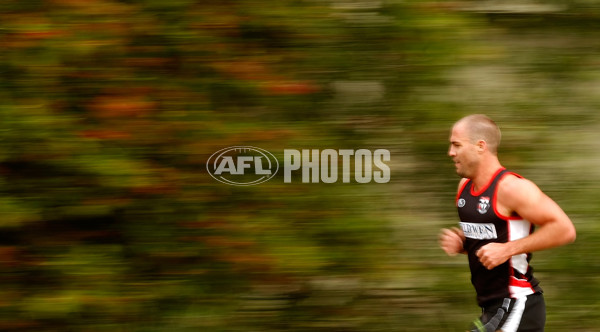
top-left (508, 219), bottom-right (531, 241)
top-left (509, 219), bottom-right (531, 275)
top-left (509, 283), bottom-right (535, 298)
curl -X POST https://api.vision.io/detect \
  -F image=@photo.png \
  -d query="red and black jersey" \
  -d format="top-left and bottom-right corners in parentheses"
top-left (456, 168), bottom-right (542, 306)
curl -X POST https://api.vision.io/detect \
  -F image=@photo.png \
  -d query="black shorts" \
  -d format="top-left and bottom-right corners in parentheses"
top-left (471, 292), bottom-right (546, 332)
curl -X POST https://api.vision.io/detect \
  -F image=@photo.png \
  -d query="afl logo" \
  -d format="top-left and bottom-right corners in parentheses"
top-left (206, 146), bottom-right (279, 186)
top-left (457, 198), bottom-right (466, 208)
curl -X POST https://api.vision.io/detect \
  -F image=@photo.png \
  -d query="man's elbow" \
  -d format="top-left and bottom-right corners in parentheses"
top-left (567, 227), bottom-right (576, 244)
top-left (562, 222), bottom-right (576, 244)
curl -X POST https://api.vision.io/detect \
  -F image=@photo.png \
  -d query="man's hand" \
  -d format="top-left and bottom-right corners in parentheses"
top-left (476, 242), bottom-right (512, 270)
top-left (439, 227), bottom-right (466, 256)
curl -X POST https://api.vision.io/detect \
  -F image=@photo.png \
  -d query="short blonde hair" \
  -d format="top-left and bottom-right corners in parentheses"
top-left (455, 114), bottom-right (501, 154)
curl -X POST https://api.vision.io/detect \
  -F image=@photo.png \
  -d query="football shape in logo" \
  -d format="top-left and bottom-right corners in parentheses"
top-left (206, 146), bottom-right (279, 186)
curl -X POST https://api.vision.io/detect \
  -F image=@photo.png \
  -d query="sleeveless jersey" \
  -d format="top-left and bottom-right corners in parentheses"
top-left (456, 168), bottom-right (542, 306)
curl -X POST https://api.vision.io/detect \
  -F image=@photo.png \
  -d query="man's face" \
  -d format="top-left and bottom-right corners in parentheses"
top-left (448, 123), bottom-right (479, 178)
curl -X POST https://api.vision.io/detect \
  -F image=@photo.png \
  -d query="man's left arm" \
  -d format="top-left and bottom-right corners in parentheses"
top-left (476, 176), bottom-right (576, 270)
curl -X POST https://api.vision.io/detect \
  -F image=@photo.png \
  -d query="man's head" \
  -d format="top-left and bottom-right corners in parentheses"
top-left (448, 114), bottom-right (501, 178)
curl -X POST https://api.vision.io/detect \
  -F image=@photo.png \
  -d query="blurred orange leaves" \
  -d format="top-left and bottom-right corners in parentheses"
top-left (88, 95), bottom-right (157, 118)
top-left (79, 130), bottom-right (132, 140)
top-left (211, 60), bottom-right (321, 95)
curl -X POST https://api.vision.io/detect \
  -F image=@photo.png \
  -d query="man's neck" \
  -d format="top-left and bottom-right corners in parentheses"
top-left (471, 158), bottom-right (503, 192)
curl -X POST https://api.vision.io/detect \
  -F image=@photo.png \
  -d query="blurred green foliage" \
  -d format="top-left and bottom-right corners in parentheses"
top-left (1, 0), bottom-right (600, 331)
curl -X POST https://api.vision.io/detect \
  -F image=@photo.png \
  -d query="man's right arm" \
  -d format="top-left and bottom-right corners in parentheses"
top-left (440, 227), bottom-right (466, 256)
top-left (439, 178), bottom-right (469, 256)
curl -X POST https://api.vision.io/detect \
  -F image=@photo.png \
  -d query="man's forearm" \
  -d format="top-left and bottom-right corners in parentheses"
top-left (506, 218), bottom-right (575, 256)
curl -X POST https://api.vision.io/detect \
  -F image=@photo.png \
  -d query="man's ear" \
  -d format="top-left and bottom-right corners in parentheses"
top-left (476, 140), bottom-right (487, 153)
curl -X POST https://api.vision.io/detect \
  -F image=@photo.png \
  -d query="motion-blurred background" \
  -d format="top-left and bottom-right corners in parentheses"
top-left (0, 0), bottom-right (598, 330)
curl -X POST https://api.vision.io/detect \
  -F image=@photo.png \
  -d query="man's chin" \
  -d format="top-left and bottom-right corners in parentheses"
top-left (456, 169), bottom-right (469, 178)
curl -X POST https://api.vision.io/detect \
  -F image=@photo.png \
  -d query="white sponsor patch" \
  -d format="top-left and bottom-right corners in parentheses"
top-left (460, 222), bottom-right (498, 240)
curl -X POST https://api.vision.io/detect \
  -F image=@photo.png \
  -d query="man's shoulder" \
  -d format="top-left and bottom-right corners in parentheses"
top-left (498, 172), bottom-right (539, 197)
top-left (496, 172), bottom-right (544, 217)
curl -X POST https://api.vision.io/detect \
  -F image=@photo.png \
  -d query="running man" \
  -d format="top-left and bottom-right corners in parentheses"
top-left (440, 114), bottom-right (576, 332)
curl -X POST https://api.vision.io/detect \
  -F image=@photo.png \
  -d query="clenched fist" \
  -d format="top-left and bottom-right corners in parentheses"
top-left (439, 227), bottom-right (466, 256)
top-left (476, 242), bottom-right (512, 270)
